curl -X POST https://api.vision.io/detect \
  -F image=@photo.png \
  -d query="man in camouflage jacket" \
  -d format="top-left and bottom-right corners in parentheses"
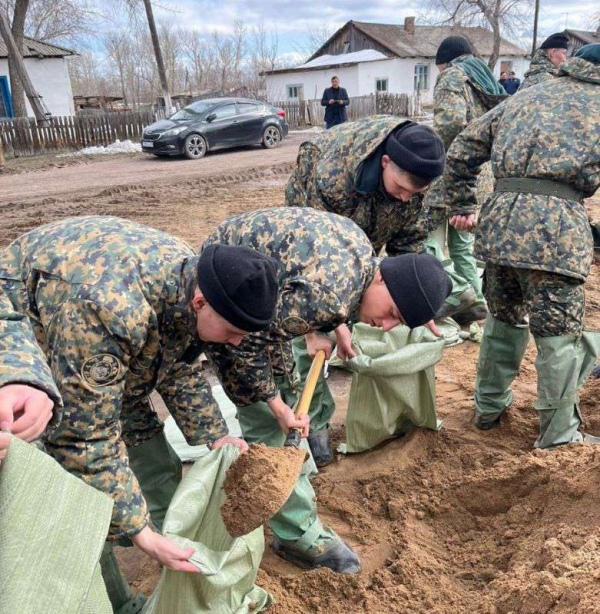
top-left (520, 32), bottom-right (569, 90)
top-left (285, 116), bottom-right (446, 465)
top-left (0, 216), bottom-right (279, 612)
top-left (203, 207), bottom-right (451, 573)
top-left (443, 45), bottom-right (600, 449)
top-left (425, 35), bottom-right (507, 325)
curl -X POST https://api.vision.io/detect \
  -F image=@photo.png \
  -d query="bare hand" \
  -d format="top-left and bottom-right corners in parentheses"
top-left (0, 384), bottom-right (54, 442)
top-left (424, 319), bottom-right (442, 337)
top-left (449, 214), bottom-right (475, 232)
top-left (334, 324), bottom-right (356, 361)
top-left (329, 99), bottom-right (335, 104)
top-left (305, 332), bottom-right (333, 360)
top-left (210, 435), bottom-right (249, 453)
top-left (132, 526), bottom-right (199, 573)
top-left (267, 395), bottom-right (309, 438)
top-left (337, 100), bottom-right (344, 105)
top-left (0, 431), bottom-right (11, 465)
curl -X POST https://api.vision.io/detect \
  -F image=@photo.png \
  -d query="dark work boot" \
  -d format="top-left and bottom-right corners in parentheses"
top-left (307, 428), bottom-right (333, 467)
top-left (272, 535), bottom-right (361, 574)
top-left (591, 363), bottom-right (600, 379)
top-left (435, 287), bottom-right (477, 320)
top-left (453, 303), bottom-right (489, 325)
top-left (474, 414), bottom-right (501, 431)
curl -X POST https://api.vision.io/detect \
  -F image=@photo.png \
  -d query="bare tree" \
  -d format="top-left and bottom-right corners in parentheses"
top-left (5, 0), bottom-right (29, 117)
top-left (180, 28), bottom-right (215, 93)
top-left (248, 20), bottom-right (279, 96)
top-left (292, 23), bottom-right (336, 62)
top-left (424, 0), bottom-right (532, 69)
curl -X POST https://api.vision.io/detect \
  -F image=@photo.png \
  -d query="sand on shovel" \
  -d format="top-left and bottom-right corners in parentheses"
top-left (221, 443), bottom-right (306, 537)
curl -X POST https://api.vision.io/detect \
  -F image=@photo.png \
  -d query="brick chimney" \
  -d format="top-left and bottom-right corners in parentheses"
top-left (404, 16), bottom-right (415, 35)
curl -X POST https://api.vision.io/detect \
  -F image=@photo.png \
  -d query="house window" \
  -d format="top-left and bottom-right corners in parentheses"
top-left (287, 84), bottom-right (304, 100)
top-left (376, 78), bottom-right (388, 92)
top-left (414, 65), bottom-right (429, 91)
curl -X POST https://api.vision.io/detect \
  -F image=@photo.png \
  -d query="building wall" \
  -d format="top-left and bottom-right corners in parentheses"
top-left (266, 55), bottom-right (530, 106)
top-left (266, 65), bottom-right (360, 103)
top-left (0, 57), bottom-right (75, 117)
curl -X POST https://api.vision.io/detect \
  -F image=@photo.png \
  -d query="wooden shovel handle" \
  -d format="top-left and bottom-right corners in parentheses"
top-left (295, 349), bottom-right (327, 419)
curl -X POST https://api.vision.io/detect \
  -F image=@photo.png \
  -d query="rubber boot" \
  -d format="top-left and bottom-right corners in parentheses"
top-left (533, 334), bottom-right (600, 448)
top-left (272, 534), bottom-right (361, 574)
top-left (100, 544), bottom-right (147, 614)
top-left (591, 363), bottom-right (600, 379)
top-left (307, 427), bottom-right (333, 468)
top-left (474, 315), bottom-right (529, 429)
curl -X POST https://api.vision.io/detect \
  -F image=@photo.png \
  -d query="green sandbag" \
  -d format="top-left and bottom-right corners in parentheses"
top-left (0, 437), bottom-right (113, 614)
top-left (142, 445), bottom-right (273, 614)
top-left (339, 323), bottom-right (445, 453)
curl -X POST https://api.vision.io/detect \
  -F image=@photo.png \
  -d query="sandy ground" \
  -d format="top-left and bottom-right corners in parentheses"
top-left (2, 145), bottom-right (599, 614)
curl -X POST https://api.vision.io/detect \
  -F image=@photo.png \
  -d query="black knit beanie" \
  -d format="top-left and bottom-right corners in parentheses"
top-left (540, 32), bottom-right (569, 50)
top-left (435, 35), bottom-right (474, 65)
top-left (197, 244), bottom-right (279, 332)
top-left (384, 122), bottom-right (445, 180)
top-left (380, 253), bottom-right (452, 328)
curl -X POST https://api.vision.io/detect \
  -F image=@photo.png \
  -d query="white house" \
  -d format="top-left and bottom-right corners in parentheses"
top-left (265, 18), bottom-right (529, 106)
top-left (0, 36), bottom-right (76, 118)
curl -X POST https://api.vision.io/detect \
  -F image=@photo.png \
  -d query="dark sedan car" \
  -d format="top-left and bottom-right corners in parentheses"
top-left (141, 97), bottom-right (289, 159)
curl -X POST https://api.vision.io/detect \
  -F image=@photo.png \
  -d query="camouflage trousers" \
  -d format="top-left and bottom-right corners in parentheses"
top-left (484, 263), bottom-right (585, 337)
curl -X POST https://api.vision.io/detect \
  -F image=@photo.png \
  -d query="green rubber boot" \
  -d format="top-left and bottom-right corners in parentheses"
top-left (533, 333), bottom-right (600, 449)
top-left (236, 377), bottom-right (360, 573)
top-left (474, 315), bottom-right (530, 429)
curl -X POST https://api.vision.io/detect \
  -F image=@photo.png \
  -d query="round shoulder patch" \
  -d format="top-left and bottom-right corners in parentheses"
top-left (281, 316), bottom-right (311, 336)
top-left (82, 354), bottom-right (122, 387)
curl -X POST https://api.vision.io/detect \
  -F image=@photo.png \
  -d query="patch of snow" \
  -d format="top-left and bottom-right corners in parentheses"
top-left (291, 126), bottom-right (325, 134)
top-left (297, 49), bottom-right (389, 70)
top-left (58, 139), bottom-right (141, 157)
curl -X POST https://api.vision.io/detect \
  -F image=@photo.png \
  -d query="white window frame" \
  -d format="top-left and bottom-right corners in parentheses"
top-left (286, 84), bottom-right (304, 100)
top-left (375, 77), bottom-right (389, 92)
top-left (414, 64), bottom-right (430, 92)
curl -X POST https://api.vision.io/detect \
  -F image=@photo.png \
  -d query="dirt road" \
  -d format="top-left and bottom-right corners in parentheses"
top-left (0, 132), bottom-right (305, 207)
top-left (2, 150), bottom-right (599, 614)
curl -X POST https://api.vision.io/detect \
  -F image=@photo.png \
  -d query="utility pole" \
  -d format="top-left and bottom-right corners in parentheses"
top-left (0, 9), bottom-right (51, 123)
top-left (531, 0), bottom-right (540, 57)
top-left (142, 0), bottom-right (173, 115)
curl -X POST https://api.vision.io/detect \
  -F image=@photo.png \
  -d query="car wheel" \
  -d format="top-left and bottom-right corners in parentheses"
top-left (261, 125), bottom-right (282, 149)
top-left (184, 134), bottom-right (207, 159)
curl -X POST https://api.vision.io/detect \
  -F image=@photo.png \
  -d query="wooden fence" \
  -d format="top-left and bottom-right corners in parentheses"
top-left (0, 110), bottom-right (158, 158)
top-left (273, 92), bottom-right (422, 129)
top-left (0, 93), bottom-right (421, 159)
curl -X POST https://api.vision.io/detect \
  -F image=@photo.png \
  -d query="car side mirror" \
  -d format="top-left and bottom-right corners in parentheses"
top-left (206, 113), bottom-right (216, 123)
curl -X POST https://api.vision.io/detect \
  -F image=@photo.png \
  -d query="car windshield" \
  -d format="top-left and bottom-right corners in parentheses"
top-left (170, 101), bottom-right (215, 120)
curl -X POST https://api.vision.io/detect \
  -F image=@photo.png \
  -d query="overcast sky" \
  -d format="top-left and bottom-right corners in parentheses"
top-left (99, 0), bottom-right (597, 58)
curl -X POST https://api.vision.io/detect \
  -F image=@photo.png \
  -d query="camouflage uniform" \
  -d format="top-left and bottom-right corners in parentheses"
top-left (285, 115), bottom-right (428, 256)
top-left (203, 207), bottom-right (376, 552)
top-left (0, 286), bottom-right (61, 412)
top-left (0, 216), bottom-right (228, 539)
top-left (204, 207), bottom-right (377, 405)
top-left (520, 49), bottom-right (560, 90)
top-left (444, 57), bottom-right (600, 447)
top-left (424, 55), bottom-right (506, 308)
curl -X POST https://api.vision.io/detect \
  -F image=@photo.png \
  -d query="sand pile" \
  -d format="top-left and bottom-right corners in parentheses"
top-left (221, 443), bottom-right (306, 537)
top-left (257, 346), bottom-right (600, 614)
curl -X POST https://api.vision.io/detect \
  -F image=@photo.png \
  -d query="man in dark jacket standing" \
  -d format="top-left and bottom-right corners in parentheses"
top-left (321, 76), bottom-right (349, 129)
top-left (502, 71), bottom-right (521, 94)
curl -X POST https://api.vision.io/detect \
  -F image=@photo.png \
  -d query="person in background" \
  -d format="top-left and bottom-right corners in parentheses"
top-left (321, 76), bottom-right (350, 129)
top-left (503, 71), bottom-right (521, 94)
top-left (499, 71), bottom-right (508, 88)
